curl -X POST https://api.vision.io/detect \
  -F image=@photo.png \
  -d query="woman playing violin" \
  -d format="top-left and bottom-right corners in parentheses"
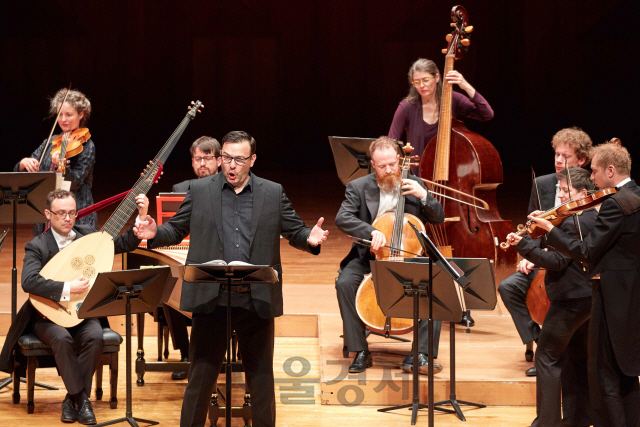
top-left (388, 58), bottom-right (494, 175)
top-left (15, 88), bottom-right (96, 234)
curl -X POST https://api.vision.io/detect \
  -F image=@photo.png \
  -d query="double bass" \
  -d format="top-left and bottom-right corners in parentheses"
top-left (419, 6), bottom-right (516, 284)
top-left (354, 143), bottom-right (425, 336)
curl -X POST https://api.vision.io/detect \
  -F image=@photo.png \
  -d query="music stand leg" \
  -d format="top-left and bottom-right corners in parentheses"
top-left (367, 330), bottom-right (411, 343)
top-left (225, 275), bottom-right (232, 427)
top-left (95, 295), bottom-right (158, 427)
top-left (433, 321), bottom-right (486, 421)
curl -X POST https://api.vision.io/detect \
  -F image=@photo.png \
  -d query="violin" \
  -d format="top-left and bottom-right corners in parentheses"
top-left (499, 187), bottom-right (617, 250)
top-left (50, 128), bottom-right (91, 175)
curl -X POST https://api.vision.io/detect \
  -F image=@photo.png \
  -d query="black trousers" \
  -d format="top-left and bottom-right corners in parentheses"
top-left (335, 258), bottom-right (441, 357)
top-left (498, 270), bottom-right (540, 344)
top-left (180, 307), bottom-right (275, 427)
top-left (32, 317), bottom-right (104, 396)
top-left (589, 281), bottom-right (640, 427)
top-left (165, 305), bottom-right (190, 358)
top-left (531, 297), bottom-right (592, 427)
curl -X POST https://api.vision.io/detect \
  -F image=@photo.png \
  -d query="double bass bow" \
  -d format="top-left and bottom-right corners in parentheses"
top-left (418, 5), bottom-right (517, 283)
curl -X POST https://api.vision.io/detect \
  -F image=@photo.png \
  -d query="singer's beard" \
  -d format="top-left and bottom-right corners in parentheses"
top-left (378, 170), bottom-right (402, 191)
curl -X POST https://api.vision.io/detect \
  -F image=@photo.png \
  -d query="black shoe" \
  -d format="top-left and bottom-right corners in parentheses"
top-left (77, 399), bottom-right (97, 425)
top-left (526, 366), bottom-right (537, 376)
top-left (458, 311), bottom-right (475, 327)
top-left (61, 396), bottom-right (78, 423)
top-left (171, 356), bottom-right (189, 380)
top-left (401, 353), bottom-right (443, 375)
top-left (348, 350), bottom-right (372, 373)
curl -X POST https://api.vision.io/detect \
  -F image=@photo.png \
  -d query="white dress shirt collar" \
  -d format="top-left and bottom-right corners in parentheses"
top-left (51, 227), bottom-right (76, 250)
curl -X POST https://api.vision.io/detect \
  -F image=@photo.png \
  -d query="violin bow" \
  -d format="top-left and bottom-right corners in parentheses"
top-left (349, 236), bottom-right (421, 257)
top-left (531, 166), bottom-right (548, 247)
top-left (564, 158), bottom-right (584, 241)
top-left (39, 83), bottom-right (72, 165)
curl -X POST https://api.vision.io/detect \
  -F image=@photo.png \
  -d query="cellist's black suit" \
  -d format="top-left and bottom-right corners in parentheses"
top-left (547, 180), bottom-right (640, 427)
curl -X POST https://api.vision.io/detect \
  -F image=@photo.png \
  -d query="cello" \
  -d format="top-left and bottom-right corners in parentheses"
top-left (354, 143), bottom-right (425, 336)
top-left (419, 5), bottom-right (516, 284)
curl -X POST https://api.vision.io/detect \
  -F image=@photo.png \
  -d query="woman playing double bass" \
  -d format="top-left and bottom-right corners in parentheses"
top-left (15, 88), bottom-right (96, 234)
top-left (388, 58), bottom-right (494, 177)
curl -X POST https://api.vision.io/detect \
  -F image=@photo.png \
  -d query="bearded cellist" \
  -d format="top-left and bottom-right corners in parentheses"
top-left (334, 136), bottom-right (444, 375)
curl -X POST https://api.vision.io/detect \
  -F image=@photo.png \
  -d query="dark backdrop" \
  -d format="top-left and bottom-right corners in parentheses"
top-left (1, 0), bottom-right (639, 217)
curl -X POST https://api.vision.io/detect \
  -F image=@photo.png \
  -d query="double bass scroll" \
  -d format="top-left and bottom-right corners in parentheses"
top-left (418, 5), bottom-right (517, 285)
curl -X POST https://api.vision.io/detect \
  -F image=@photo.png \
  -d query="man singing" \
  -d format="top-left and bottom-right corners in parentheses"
top-left (134, 130), bottom-right (329, 427)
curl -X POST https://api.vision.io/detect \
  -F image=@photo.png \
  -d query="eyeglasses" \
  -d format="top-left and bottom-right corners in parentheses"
top-left (192, 155), bottom-right (217, 162)
top-left (221, 154), bottom-right (251, 166)
top-left (49, 210), bottom-right (77, 219)
top-left (411, 77), bottom-right (433, 87)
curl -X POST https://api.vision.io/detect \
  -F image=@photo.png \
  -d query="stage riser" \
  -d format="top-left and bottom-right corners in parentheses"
top-left (0, 313), bottom-right (319, 338)
top-left (321, 380), bottom-right (535, 406)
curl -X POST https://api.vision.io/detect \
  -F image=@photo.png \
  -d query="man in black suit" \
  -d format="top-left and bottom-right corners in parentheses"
top-left (530, 140), bottom-right (640, 427)
top-left (172, 136), bottom-right (221, 192)
top-left (168, 136), bottom-right (221, 380)
top-left (497, 127), bottom-right (593, 376)
top-left (508, 167), bottom-right (597, 427)
top-left (334, 136), bottom-right (445, 375)
top-left (0, 189), bottom-right (147, 424)
top-left (134, 130), bottom-right (329, 427)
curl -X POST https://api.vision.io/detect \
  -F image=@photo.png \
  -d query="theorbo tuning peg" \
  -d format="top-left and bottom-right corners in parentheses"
top-left (446, 34), bottom-right (452, 42)
top-left (465, 26), bottom-right (474, 33)
top-left (461, 39), bottom-right (470, 47)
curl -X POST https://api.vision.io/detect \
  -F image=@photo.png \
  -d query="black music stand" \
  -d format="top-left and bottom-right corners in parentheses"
top-left (408, 225), bottom-right (492, 420)
top-left (328, 136), bottom-right (377, 185)
top-left (371, 256), bottom-right (466, 426)
top-left (0, 172), bottom-right (56, 391)
top-left (179, 264), bottom-right (278, 427)
top-left (78, 267), bottom-right (177, 427)
top-left (407, 257), bottom-right (494, 421)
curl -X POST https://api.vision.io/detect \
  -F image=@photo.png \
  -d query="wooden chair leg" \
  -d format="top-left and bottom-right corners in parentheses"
top-left (12, 364), bottom-right (20, 404)
top-left (157, 320), bottom-right (163, 361)
top-left (95, 364), bottom-right (104, 400)
top-left (27, 356), bottom-right (36, 414)
top-left (163, 325), bottom-right (170, 360)
top-left (110, 351), bottom-right (118, 409)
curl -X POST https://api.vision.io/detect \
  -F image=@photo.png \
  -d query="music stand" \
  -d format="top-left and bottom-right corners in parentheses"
top-left (78, 267), bottom-right (177, 427)
top-left (407, 257), bottom-right (494, 420)
top-left (371, 256), bottom-right (465, 427)
top-left (328, 136), bottom-right (377, 185)
top-left (179, 264), bottom-right (278, 427)
top-left (408, 225), bottom-right (492, 420)
top-left (0, 172), bottom-right (56, 391)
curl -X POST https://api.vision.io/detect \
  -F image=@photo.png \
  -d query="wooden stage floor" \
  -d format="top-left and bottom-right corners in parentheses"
top-left (0, 170), bottom-right (539, 425)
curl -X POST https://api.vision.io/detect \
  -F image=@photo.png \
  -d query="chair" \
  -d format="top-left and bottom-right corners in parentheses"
top-left (11, 327), bottom-right (122, 414)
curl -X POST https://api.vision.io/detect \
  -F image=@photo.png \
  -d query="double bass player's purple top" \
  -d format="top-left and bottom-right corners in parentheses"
top-left (388, 91), bottom-right (493, 176)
